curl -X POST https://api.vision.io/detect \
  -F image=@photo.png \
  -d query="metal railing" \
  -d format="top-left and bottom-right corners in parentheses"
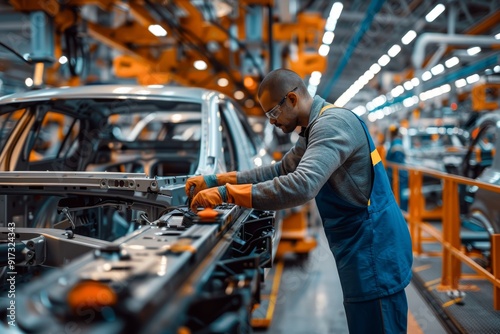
top-left (386, 161), bottom-right (500, 310)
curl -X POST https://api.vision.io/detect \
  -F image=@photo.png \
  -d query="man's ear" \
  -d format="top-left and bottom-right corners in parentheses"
top-left (288, 92), bottom-right (298, 106)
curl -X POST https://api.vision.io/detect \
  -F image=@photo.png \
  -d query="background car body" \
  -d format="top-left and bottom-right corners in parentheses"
top-left (401, 125), bottom-right (469, 174)
top-left (461, 111), bottom-right (500, 235)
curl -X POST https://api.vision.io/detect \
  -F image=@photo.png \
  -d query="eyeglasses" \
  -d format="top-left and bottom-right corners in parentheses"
top-left (265, 87), bottom-right (298, 119)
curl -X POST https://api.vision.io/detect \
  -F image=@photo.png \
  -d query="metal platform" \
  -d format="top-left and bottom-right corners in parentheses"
top-left (253, 226), bottom-right (451, 334)
top-left (251, 218), bottom-right (500, 333)
top-left (412, 241), bottom-right (500, 333)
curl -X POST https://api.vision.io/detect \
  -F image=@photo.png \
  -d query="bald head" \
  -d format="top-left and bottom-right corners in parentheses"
top-left (257, 68), bottom-right (314, 129)
top-left (257, 68), bottom-right (309, 101)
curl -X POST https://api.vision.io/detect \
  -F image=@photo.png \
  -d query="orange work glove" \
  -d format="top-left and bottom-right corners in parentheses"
top-left (226, 183), bottom-right (252, 208)
top-left (190, 184), bottom-right (252, 212)
top-left (185, 171), bottom-right (237, 199)
top-left (190, 187), bottom-right (224, 212)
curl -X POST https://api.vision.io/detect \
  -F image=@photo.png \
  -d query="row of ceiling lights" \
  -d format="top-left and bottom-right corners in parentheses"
top-left (307, 2), bottom-right (344, 96)
top-left (363, 63), bottom-right (500, 123)
top-left (342, 19), bottom-right (499, 123)
top-left (332, 3), bottom-right (449, 108)
top-left (19, 2), bottom-right (496, 119)
top-left (303, 1), bottom-right (499, 123)
top-left (359, 44), bottom-right (499, 120)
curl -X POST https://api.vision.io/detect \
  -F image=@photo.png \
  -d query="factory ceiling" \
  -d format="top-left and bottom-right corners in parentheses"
top-left (0, 0), bottom-right (498, 116)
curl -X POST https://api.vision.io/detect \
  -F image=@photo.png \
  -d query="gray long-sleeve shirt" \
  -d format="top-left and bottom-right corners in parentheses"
top-left (237, 95), bottom-right (373, 210)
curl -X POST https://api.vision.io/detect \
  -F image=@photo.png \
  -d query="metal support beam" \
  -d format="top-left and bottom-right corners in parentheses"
top-left (243, 5), bottom-right (264, 76)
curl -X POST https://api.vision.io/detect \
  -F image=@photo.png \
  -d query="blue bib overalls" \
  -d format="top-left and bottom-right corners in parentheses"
top-left (313, 105), bottom-right (413, 333)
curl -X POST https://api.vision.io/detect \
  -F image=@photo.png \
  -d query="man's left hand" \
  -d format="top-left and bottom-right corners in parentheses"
top-left (190, 187), bottom-right (224, 212)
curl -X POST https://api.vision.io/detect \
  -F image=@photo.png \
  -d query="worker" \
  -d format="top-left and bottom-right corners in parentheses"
top-left (386, 124), bottom-right (408, 211)
top-left (186, 68), bottom-right (413, 334)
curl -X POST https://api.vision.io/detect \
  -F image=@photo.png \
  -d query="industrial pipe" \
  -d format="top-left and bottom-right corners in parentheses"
top-left (412, 32), bottom-right (500, 69)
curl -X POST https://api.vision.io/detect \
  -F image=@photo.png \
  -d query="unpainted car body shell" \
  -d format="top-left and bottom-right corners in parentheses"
top-left (0, 85), bottom-right (273, 174)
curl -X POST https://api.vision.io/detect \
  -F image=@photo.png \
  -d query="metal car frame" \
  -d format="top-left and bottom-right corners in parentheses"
top-left (0, 85), bottom-right (277, 235)
top-left (462, 111), bottom-right (500, 234)
top-left (0, 171), bottom-right (277, 333)
top-left (0, 86), bottom-right (282, 332)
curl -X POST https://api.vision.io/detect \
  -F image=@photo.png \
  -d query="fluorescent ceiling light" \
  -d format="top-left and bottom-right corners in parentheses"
top-left (309, 75), bottom-right (321, 86)
top-left (403, 96), bottom-right (416, 107)
top-left (377, 54), bottom-right (390, 67)
top-left (373, 95), bottom-right (387, 107)
top-left (366, 102), bottom-right (375, 111)
top-left (334, 95), bottom-right (348, 107)
top-left (245, 99), bottom-right (255, 108)
top-left (401, 30), bottom-right (417, 45)
top-left (391, 85), bottom-right (404, 98)
top-left (322, 31), bottom-right (335, 45)
top-left (367, 113), bottom-right (377, 123)
top-left (311, 71), bottom-right (322, 80)
top-left (421, 71), bottom-right (432, 81)
top-left (148, 24), bottom-right (167, 37)
top-left (387, 44), bottom-right (401, 58)
top-left (411, 77), bottom-right (420, 86)
top-left (467, 46), bottom-right (481, 56)
top-left (455, 78), bottom-right (466, 88)
top-left (351, 81), bottom-right (363, 91)
top-left (309, 71), bottom-right (321, 87)
top-left (369, 63), bottom-right (381, 74)
top-left (318, 44), bottom-right (330, 57)
top-left (440, 84), bottom-right (451, 93)
top-left (59, 56), bottom-right (68, 64)
top-left (194, 60), bottom-right (207, 70)
top-left (425, 4), bottom-right (445, 23)
top-left (234, 90), bottom-right (244, 100)
top-left (344, 89), bottom-right (355, 99)
top-left (308, 85), bottom-right (318, 97)
top-left (445, 56), bottom-right (459, 68)
top-left (403, 81), bottom-right (413, 90)
top-left (329, 2), bottom-right (344, 20)
top-left (352, 106), bottom-right (367, 116)
top-left (325, 17), bottom-right (337, 31)
top-left (430, 64), bottom-right (445, 75)
top-left (217, 78), bottom-right (229, 87)
top-left (359, 75), bottom-right (369, 86)
top-left (495, 33), bottom-right (500, 39)
top-left (363, 70), bottom-right (375, 81)
top-left (466, 74), bottom-right (480, 84)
